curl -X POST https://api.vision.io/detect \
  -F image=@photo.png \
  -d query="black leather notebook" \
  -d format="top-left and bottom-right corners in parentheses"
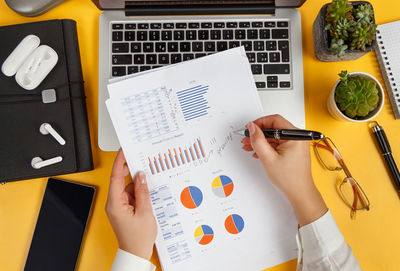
top-left (0, 19), bottom-right (93, 183)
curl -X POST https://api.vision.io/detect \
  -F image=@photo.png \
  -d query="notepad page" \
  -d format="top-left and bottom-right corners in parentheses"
top-left (376, 20), bottom-right (400, 119)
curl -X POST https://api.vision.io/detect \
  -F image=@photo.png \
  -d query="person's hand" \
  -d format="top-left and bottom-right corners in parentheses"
top-left (106, 150), bottom-right (157, 260)
top-left (241, 115), bottom-right (327, 226)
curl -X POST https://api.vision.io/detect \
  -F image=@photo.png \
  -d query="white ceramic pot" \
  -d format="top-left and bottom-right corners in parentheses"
top-left (327, 72), bottom-right (385, 122)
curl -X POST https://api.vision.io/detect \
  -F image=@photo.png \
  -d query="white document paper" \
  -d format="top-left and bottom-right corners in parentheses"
top-left (106, 47), bottom-right (298, 271)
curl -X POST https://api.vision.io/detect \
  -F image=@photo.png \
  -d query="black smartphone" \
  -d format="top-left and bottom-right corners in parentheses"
top-left (24, 178), bottom-right (95, 271)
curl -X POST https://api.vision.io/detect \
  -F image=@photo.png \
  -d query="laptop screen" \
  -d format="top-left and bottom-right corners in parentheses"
top-left (92, 0), bottom-right (305, 9)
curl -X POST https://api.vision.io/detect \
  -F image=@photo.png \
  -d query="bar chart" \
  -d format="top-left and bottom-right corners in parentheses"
top-left (148, 138), bottom-right (206, 174)
top-left (177, 85), bottom-right (210, 121)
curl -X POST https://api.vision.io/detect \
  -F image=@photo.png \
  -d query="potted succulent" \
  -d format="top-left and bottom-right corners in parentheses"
top-left (313, 0), bottom-right (377, 62)
top-left (327, 71), bottom-right (385, 122)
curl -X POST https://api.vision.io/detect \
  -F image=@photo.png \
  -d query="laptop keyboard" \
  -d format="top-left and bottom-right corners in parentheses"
top-left (110, 20), bottom-right (292, 90)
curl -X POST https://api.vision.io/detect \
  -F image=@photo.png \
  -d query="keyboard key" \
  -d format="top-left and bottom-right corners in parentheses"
top-left (112, 55), bottom-right (132, 65)
top-left (280, 81), bottom-right (291, 88)
top-left (183, 53), bottom-right (194, 61)
top-left (189, 23), bottom-right (200, 28)
top-left (151, 23), bottom-right (161, 29)
top-left (162, 31), bottom-right (172, 40)
top-left (252, 22), bottom-right (263, 28)
top-left (112, 31), bottom-right (123, 41)
top-left (125, 31), bottom-right (135, 41)
top-left (168, 42), bottom-right (179, 52)
top-left (239, 22), bottom-right (250, 28)
top-left (186, 30), bottom-right (197, 40)
top-left (267, 76), bottom-right (278, 81)
top-left (143, 43), bottom-right (154, 52)
top-left (227, 22), bottom-right (238, 28)
top-left (146, 54), bottom-right (157, 64)
top-left (264, 64), bottom-right (290, 74)
top-left (180, 42), bottom-right (191, 52)
top-left (112, 24), bottom-right (123, 30)
top-left (112, 43), bottom-right (129, 53)
top-left (257, 52), bottom-right (268, 62)
top-left (254, 41), bottom-right (264, 51)
top-left (174, 30), bottom-right (185, 40)
top-left (256, 82), bottom-right (266, 88)
top-left (195, 53), bottom-right (207, 58)
top-left (265, 22), bottom-right (276, 27)
top-left (140, 66), bottom-right (151, 71)
top-left (131, 43), bottom-right (141, 52)
top-left (246, 53), bottom-right (256, 63)
top-left (211, 30), bottom-right (221, 40)
top-left (266, 41), bottom-right (277, 51)
top-left (112, 66), bottom-right (126, 76)
top-left (235, 29), bottom-right (246, 39)
top-left (278, 40), bottom-right (289, 50)
top-left (163, 23), bottom-right (174, 29)
top-left (229, 41), bottom-right (240, 48)
top-left (217, 41), bottom-right (228, 51)
top-left (155, 42), bottom-right (166, 52)
top-left (247, 29), bottom-right (258, 39)
top-left (269, 52), bottom-right (280, 62)
top-left (137, 31), bottom-right (147, 41)
top-left (241, 41), bottom-right (252, 51)
top-left (127, 66), bottom-right (138, 74)
top-left (223, 30), bottom-right (234, 39)
top-left (198, 30), bottom-right (209, 40)
top-left (125, 23), bottom-right (136, 29)
top-left (278, 40), bottom-right (290, 62)
top-left (192, 42), bottom-right (203, 52)
top-left (267, 81), bottom-right (278, 88)
top-left (214, 22), bottom-right (225, 28)
top-left (272, 29), bottom-right (289, 39)
top-left (277, 21), bottom-right (289, 27)
top-left (153, 65), bottom-right (162, 68)
top-left (149, 31), bottom-right (160, 41)
top-left (159, 54), bottom-right (170, 64)
top-left (205, 42), bottom-right (215, 51)
top-left (138, 23), bottom-right (149, 29)
top-left (176, 23), bottom-right (187, 29)
top-left (134, 54), bottom-right (145, 64)
top-left (259, 29), bottom-right (270, 39)
top-left (251, 64), bottom-right (262, 74)
top-left (201, 22), bottom-right (212, 28)
top-left (171, 54), bottom-right (182, 64)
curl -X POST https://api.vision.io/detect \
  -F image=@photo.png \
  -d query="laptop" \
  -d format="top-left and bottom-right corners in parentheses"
top-left (94, 0), bottom-right (306, 151)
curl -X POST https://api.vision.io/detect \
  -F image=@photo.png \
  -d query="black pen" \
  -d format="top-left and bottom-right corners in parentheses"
top-left (234, 129), bottom-right (325, 140)
top-left (370, 122), bottom-right (400, 193)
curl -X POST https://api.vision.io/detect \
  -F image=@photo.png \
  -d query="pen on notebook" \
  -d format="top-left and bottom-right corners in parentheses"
top-left (234, 128), bottom-right (325, 140)
top-left (370, 121), bottom-right (400, 193)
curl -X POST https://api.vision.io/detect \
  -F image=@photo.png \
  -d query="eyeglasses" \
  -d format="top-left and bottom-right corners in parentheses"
top-left (314, 137), bottom-right (370, 219)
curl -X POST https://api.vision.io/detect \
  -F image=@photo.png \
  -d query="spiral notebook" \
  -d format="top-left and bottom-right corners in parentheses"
top-left (375, 20), bottom-right (400, 119)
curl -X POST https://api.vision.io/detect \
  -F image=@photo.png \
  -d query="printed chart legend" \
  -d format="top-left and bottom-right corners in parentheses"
top-left (148, 138), bottom-right (206, 174)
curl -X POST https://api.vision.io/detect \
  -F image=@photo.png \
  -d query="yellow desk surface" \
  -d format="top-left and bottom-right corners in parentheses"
top-left (1, 0), bottom-right (399, 270)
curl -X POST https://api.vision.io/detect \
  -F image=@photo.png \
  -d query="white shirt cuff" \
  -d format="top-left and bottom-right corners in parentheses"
top-left (111, 248), bottom-right (156, 271)
top-left (297, 210), bottom-right (345, 263)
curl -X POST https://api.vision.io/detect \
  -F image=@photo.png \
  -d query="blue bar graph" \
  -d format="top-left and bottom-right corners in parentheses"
top-left (177, 85), bottom-right (210, 121)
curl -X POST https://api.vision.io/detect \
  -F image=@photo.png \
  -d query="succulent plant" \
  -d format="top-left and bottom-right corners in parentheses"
top-left (335, 71), bottom-right (379, 118)
top-left (350, 23), bottom-right (377, 51)
top-left (330, 38), bottom-right (348, 57)
top-left (354, 4), bottom-right (373, 25)
top-left (324, 0), bottom-right (377, 57)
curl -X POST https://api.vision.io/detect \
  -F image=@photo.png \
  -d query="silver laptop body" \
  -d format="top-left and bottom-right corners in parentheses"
top-left (95, 0), bottom-right (306, 151)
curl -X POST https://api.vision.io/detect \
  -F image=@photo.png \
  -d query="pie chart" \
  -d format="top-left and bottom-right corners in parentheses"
top-left (194, 225), bottom-right (214, 245)
top-left (180, 186), bottom-right (203, 209)
top-left (225, 214), bottom-right (245, 234)
top-left (212, 175), bottom-right (234, 198)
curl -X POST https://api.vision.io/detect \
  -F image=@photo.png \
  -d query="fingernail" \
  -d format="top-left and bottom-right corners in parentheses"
top-left (139, 171), bottom-right (146, 184)
top-left (247, 122), bottom-right (255, 136)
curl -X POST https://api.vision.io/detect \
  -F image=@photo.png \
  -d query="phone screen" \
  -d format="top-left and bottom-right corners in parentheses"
top-left (24, 178), bottom-right (95, 271)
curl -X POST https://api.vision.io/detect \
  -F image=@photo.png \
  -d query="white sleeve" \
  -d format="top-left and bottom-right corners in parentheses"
top-left (296, 210), bottom-right (362, 271)
top-left (111, 248), bottom-right (156, 271)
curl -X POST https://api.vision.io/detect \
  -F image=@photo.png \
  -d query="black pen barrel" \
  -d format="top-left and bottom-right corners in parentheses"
top-left (385, 154), bottom-right (400, 191)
